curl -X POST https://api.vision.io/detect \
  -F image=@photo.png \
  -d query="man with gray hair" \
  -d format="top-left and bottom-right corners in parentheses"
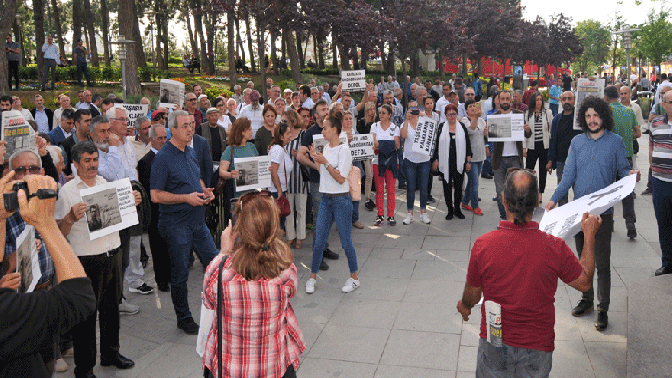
top-left (130, 115), bottom-right (151, 161)
top-left (232, 84), bottom-right (243, 105)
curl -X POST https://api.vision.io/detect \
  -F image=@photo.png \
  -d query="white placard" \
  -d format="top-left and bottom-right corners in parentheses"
top-left (159, 79), bottom-right (185, 108)
top-left (486, 114), bottom-right (525, 142)
top-left (233, 156), bottom-right (272, 191)
top-left (313, 132), bottom-right (348, 154)
top-left (411, 116), bottom-right (439, 158)
top-left (340, 70), bottom-right (366, 92)
top-left (539, 174), bottom-right (637, 238)
top-left (349, 134), bottom-right (374, 161)
top-left (79, 178), bottom-right (139, 240)
top-left (574, 79), bottom-right (605, 131)
top-left (1, 109), bottom-right (36, 161)
top-left (119, 103), bottom-right (149, 129)
top-left (16, 225), bottom-right (40, 293)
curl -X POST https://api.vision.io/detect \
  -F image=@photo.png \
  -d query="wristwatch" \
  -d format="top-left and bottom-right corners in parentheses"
top-left (324, 163), bottom-right (331, 170)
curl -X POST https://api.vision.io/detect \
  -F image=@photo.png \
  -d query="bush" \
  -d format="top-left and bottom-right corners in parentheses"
top-left (276, 79), bottom-right (296, 92)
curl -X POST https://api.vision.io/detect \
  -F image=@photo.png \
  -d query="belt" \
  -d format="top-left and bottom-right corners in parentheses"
top-left (324, 192), bottom-right (349, 198)
top-left (34, 279), bottom-right (53, 291)
top-left (45, 58), bottom-right (56, 61)
top-left (106, 246), bottom-right (121, 257)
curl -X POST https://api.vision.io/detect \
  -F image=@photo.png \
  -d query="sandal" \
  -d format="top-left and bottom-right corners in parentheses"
top-left (289, 239), bottom-right (296, 248)
top-left (295, 239), bottom-right (303, 249)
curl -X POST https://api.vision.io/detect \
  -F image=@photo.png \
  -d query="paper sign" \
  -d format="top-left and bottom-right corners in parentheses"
top-left (79, 178), bottom-right (139, 240)
top-left (119, 103), bottom-right (149, 129)
top-left (340, 70), bottom-right (366, 92)
top-left (1, 110), bottom-right (36, 161)
top-left (574, 79), bottom-right (605, 131)
top-left (349, 134), bottom-right (374, 161)
top-left (159, 79), bottom-right (185, 108)
top-left (313, 133), bottom-right (348, 154)
top-left (16, 226), bottom-right (40, 293)
top-left (411, 117), bottom-right (439, 158)
top-left (233, 156), bottom-right (272, 191)
top-left (486, 113), bottom-right (525, 142)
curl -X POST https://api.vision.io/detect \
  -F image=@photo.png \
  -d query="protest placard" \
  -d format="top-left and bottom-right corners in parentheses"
top-left (119, 103), bottom-right (149, 129)
top-left (1, 110), bottom-right (36, 161)
top-left (159, 79), bottom-right (185, 108)
top-left (349, 134), bottom-right (374, 161)
top-left (340, 70), bottom-right (366, 92)
top-left (539, 174), bottom-right (637, 239)
top-left (313, 133), bottom-right (348, 154)
top-left (573, 78), bottom-right (605, 130)
top-left (411, 116), bottom-right (439, 158)
top-left (233, 156), bottom-right (272, 191)
top-left (486, 113), bottom-right (525, 142)
top-left (79, 178), bottom-right (139, 240)
top-left (16, 225), bottom-right (40, 293)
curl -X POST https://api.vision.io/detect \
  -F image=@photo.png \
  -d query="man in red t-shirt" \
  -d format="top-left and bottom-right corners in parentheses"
top-left (522, 79), bottom-right (539, 108)
top-left (457, 169), bottom-right (601, 376)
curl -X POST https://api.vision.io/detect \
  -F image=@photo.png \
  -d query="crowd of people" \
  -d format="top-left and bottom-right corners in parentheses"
top-left (1, 68), bottom-right (671, 378)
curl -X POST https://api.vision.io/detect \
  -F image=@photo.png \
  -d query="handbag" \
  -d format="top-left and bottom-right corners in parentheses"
top-left (348, 165), bottom-right (361, 201)
top-left (196, 256), bottom-right (228, 361)
top-left (276, 153), bottom-right (291, 217)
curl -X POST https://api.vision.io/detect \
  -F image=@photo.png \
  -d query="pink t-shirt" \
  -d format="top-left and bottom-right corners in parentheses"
top-left (466, 221), bottom-right (583, 352)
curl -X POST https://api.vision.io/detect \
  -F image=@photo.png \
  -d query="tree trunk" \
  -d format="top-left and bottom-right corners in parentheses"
top-left (72, 0), bottom-right (82, 57)
top-left (331, 40), bottom-right (337, 69)
top-left (227, 8), bottom-right (237, 88)
top-left (244, 13), bottom-right (256, 73)
top-left (317, 38), bottom-right (325, 69)
top-left (360, 48), bottom-right (367, 70)
top-left (119, 0), bottom-right (141, 97)
top-left (438, 51), bottom-right (444, 77)
top-left (258, 25), bottom-right (266, 101)
top-left (206, 14), bottom-right (215, 73)
top-left (13, 20), bottom-right (25, 66)
top-left (235, 17), bottom-right (244, 64)
top-left (49, 0), bottom-right (66, 61)
top-left (339, 45), bottom-right (350, 70)
top-left (0, 0), bottom-right (18, 93)
top-left (162, 15), bottom-right (169, 69)
top-left (34, 0), bottom-right (45, 83)
top-left (281, 31), bottom-right (286, 63)
top-left (131, 0), bottom-right (146, 68)
top-left (296, 32), bottom-right (304, 69)
top-left (185, 11), bottom-right (199, 59)
top-left (100, 0), bottom-right (110, 66)
top-left (155, 10), bottom-right (164, 70)
top-left (192, 0), bottom-right (212, 74)
top-left (270, 29), bottom-right (278, 75)
top-left (284, 28), bottom-right (302, 84)
top-left (380, 46), bottom-right (387, 73)
top-left (82, 0), bottom-right (99, 66)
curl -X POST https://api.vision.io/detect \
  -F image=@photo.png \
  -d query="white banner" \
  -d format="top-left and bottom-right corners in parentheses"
top-left (340, 70), bottom-right (366, 92)
top-left (486, 113), bottom-right (525, 142)
top-left (119, 103), bottom-right (149, 129)
top-left (233, 156), bottom-right (272, 191)
top-left (574, 78), bottom-right (605, 131)
top-left (411, 116), bottom-right (439, 158)
top-left (16, 225), bottom-right (40, 293)
top-left (1, 110), bottom-right (36, 161)
top-left (539, 174), bottom-right (637, 238)
top-left (159, 79), bottom-right (185, 108)
top-left (349, 133), bottom-right (374, 161)
top-left (80, 178), bottom-right (139, 240)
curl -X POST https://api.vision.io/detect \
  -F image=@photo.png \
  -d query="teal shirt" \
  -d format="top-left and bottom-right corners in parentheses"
top-left (221, 142), bottom-right (259, 196)
top-left (549, 85), bottom-right (562, 105)
top-left (609, 102), bottom-right (637, 158)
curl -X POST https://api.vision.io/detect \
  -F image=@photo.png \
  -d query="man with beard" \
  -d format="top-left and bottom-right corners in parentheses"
top-left (546, 91), bottom-right (582, 206)
top-left (62, 109), bottom-right (92, 177)
top-left (546, 96), bottom-right (639, 331)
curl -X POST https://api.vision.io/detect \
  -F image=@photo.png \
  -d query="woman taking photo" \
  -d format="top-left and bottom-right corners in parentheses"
top-left (371, 104), bottom-right (400, 226)
top-left (432, 103), bottom-right (472, 220)
top-left (305, 110), bottom-right (359, 294)
top-left (400, 100), bottom-right (431, 225)
top-left (357, 102), bottom-right (377, 212)
top-left (525, 91), bottom-right (552, 203)
top-left (284, 110), bottom-right (308, 249)
top-left (254, 104), bottom-right (277, 156)
top-left (268, 123), bottom-right (293, 231)
top-left (201, 194), bottom-right (305, 378)
top-left (219, 118), bottom-right (259, 197)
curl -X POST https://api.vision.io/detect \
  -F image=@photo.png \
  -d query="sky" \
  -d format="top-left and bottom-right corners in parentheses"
top-left (521, 0), bottom-right (664, 26)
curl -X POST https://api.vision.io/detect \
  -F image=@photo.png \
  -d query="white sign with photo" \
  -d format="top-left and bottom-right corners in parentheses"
top-left (16, 225), bottom-right (40, 293)
top-left (79, 178), bottom-right (139, 240)
top-left (233, 156), bottom-right (272, 191)
top-left (573, 78), bottom-right (605, 131)
top-left (340, 70), bottom-right (366, 92)
top-left (349, 134), bottom-right (374, 161)
top-left (486, 114), bottom-right (525, 142)
top-left (313, 133), bottom-right (348, 154)
top-left (119, 103), bottom-right (150, 129)
top-left (539, 174), bottom-right (636, 239)
top-left (1, 110), bottom-right (36, 161)
top-left (159, 79), bottom-right (185, 108)
top-left (411, 116), bottom-right (439, 158)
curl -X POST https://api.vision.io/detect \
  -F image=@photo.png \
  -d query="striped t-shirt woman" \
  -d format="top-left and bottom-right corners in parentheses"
top-left (286, 130), bottom-right (309, 194)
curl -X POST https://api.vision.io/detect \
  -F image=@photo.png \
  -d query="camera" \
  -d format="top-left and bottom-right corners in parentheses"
top-left (410, 109), bottom-right (420, 116)
top-left (3, 181), bottom-right (58, 212)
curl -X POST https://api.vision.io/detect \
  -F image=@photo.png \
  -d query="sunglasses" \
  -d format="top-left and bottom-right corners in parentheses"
top-left (14, 166), bottom-right (41, 175)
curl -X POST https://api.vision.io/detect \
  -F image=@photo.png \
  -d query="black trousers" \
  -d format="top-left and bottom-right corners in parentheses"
top-left (441, 169), bottom-right (464, 214)
top-left (8, 60), bottom-right (19, 89)
top-left (204, 364), bottom-right (296, 378)
top-left (148, 220), bottom-right (171, 285)
top-left (575, 213), bottom-right (613, 311)
top-left (116, 227), bottom-right (131, 301)
top-left (525, 142), bottom-right (549, 193)
top-left (73, 250), bottom-right (122, 376)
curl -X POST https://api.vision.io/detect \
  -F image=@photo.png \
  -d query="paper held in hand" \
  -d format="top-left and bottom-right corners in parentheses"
top-left (15, 225), bottom-right (40, 293)
top-left (539, 174), bottom-right (637, 239)
top-left (1, 109), bottom-right (36, 161)
top-left (573, 79), bottom-right (605, 131)
top-left (119, 103), bottom-right (150, 130)
top-left (79, 178), bottom-right (139, 240)
top-left (159, 79), bottom-right (185, 109)
top-left (411, 116), bottom-right (439, 158)
top-left (486, 113), bottom-right (525, 142)
top-left (340, 70), bottom-right (366, 92)
top-left (313, 133), bottom-right (348, 154)
top-left (349, 134), bottom-right (374, 161)
top-left (233, 155), bottom-right (272, 191)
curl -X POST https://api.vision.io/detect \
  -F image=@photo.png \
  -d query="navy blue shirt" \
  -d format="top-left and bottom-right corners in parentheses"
top-left (301, 124), bottom-right (324, 183)
top-left (150, 141), bottom-right (205, 226)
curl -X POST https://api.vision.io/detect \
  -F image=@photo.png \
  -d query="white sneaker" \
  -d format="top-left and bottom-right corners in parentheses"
top-left (119, 298), bottom-right (140, 315)
top-left (420, 213), bottom-right (431, 224)
top-left (305, 278), bottom-right (316, 294)
top-left (402, 213), bottom-right (414, 225)
top-left (341, 278), bottom-right (360, 293)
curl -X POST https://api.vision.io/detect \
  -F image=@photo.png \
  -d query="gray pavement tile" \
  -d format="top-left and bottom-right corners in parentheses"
top-left (358, 257), bottom-right (417, 280)
top-left (347, 277), bottom-right (410, 302)
top-left (292, 293), bottom-right (343, 324)
top-left (308, 324), bottom-right (390, 364)
top-left (380, 330), bottom-right (460, 371)
top-left (410, 260), bottom-right (469, 282)
top-left (584, 341), bottom-right (627, 378)
top-left (577, 311), bottom-right (628, 343)
top-left (330, 298), bottom-right (400, 329)
top-left (368, 247), bottom-right (404, 260)
top-left (460, 322), bottom-right (481, 347)
top-left (401, 248), bottom-right (437, 261)
top-left (403, 279), bottom-right (462, 304)
top-left (422, 236), bottom-right (472, 250)
top-left (374, 365), bottom-right (454, 377)
top-left (456, 345), bottom-right (478, 372)
top-left (375, 233), bottom-right (426, 248)
top-left (550, 340), bottom-right (596, 378)
top-left (393, 301), bottom-right (463, 334)
top-left (297, 358), bottom-right (377, 378)
top-left (553, 309), bottom-right (583, 341)
top-left (296, 321), bottom-right (325, 354)
top-left (433, 249), bottom-right (471, 262)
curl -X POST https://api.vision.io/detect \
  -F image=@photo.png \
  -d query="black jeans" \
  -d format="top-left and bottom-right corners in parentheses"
top-left (148, 219), bottom-right (171, 286)
top-left (441, 169), bottom-right (464, 215)
top-left (526, 143), bottom-right (548, 193)
top-left (76, 62), bottom-right (91, 85)
top-left (8, 60), bottom-right (19, 89)
top-left (204, 364), bottom-right (296, 378)
top-left (574, 213), bottom-right (613, 311)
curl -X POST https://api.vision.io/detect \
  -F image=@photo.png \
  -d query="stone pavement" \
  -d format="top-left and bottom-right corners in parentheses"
top-left (55, 140), bottom-right (664, 378)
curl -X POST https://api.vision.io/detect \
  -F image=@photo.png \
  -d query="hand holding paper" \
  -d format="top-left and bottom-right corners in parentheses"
top-left (133, 190), bottom-right (142, 206)
top-left (69, 203), bottom-right (87, 222)
top-left (580, 212), bottom-right (602, 237)
top-left (0, 272), bottom-right (20, 290)
top-left (630, 170), bottom-right (641, 182)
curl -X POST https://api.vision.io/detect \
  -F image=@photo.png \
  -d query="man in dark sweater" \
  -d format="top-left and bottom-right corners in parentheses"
top-left (547, 91), bottom-right (582, 206)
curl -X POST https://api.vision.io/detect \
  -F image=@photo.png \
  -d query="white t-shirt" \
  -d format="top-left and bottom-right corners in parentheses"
top-left (402, 121), bottom-right (430, 164)
top-left (217, 116), bottom-right (232, 130)
top-left (319, 143), bottom-right (352, 194)
top-left (238, 104), bottom-right (264, 138)
top-left (502, 141), bottom-right (518, 157)
top-left (268, 144), bottom-right (293, 193)
top-left (371, 121), bottom-right (400, 165)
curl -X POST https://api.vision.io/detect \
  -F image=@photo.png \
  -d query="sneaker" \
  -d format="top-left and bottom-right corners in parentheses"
top-left (119, 298), bottom-right (140, 315)
top-left (461, 203), bottom-right (474, 212)
top-left (341, 277), bottom-right (360, 293)
top-left (642, 188), bottom-right (652, 195)
top-left (473, 208), bottom-right (484, 216)
top-left (306, 278), bottom-right (316, 294)
top-left (388, 217), bottom-right (396, 226)
top-left (323, 248), bottom-right (339, 260)
top-left (364, 199), bottom-right (375, 211)
top-left (594, 310), bottom-right (608, 330)
top-left (571, 299), bottom-right (594, 317)
top-left (55, 358), bottom-right (68, 372)
top-left (352, 221), bottom-right (364, 229)
top-left (374, 216), bottom-right (384, 226)
top-left (427, 196), bottom-right (436, 204)
top-left (420, 213), bottom-right (431, 224)
top-left (402, 213), bottom-right (414, 225)
top-left (177, 317), bottom-right (199, 335)
top-left (319, 260), bottom-right (329, 271)
top-left (626, 222), bottom-right (637, 239)
top-left (129, 283), bottom-right (154, 295)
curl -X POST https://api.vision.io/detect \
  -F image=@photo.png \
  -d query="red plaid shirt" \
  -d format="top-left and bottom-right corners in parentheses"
top-left (202, 254), bottom-right (305, 377)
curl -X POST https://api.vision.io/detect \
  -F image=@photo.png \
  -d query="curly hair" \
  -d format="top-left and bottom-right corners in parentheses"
top-left (577, 96), bottom-right (614, 133)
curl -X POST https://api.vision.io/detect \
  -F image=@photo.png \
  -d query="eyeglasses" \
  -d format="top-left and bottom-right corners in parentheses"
top-left (14, 166), bottom-right (41, 176)
top-left (187, 98), bottom-right (197, 102)
top-left (112, 117), bottom-right (128, 123)
top-left (465, 93), bottom-right (475, 97)
top-left (507, 167), bottom-right (536, 176)
top-left (446, 113), bottom-right (458, 117)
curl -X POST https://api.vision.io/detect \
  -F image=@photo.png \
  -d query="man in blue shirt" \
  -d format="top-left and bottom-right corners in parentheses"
top-left (548, 77), bottom-right (562, 116)
top-left (150, 110), bottom-right (217, 335)
top-left (41, 35), bottom-right (59, 91)
top-left (546, 96), bottom-right (638, 331)
top-left (73, 39), bottom-right (92, 87)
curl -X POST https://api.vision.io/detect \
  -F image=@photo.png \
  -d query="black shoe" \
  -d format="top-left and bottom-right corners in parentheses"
top-left (319, 260), bottom-right (329, 271)
top-left (157, 282), bottom-right (170, 292)
top-left (129, 283), bottom-right (154, 295)
top-left (388, 217), bottom-right (396, 226)
top-left (427, 196), bottom-right (436, 204)
top-left (455, 211), bottom-right (465, 220)
top-left (445, 213), bottom-right (453, 220)
top-left (642, 188), bottom-right (652, 195)
top-left (100, 353), bottom-right (135, 369)
top-left (374, 215), bottom-right (384, 226)
top-left (655, 266), bottom-right (672, 276)
top-left (398, 183), bottom-right (407, 190)
top-left (594, 310), bottom-right (608, 330)
top-left (177, 317), bottom-right (200, 335)
top-left (364, 199), bottom-right (375, 211)
top-left (481, 174), bottom-right (494, 179)
top-left (75, 372), bottom-right (96, 378)
top-left (323, 248), bottom-right (339, 260)
top-left (626, 222), bottom-right (637, 239)
top-left (571, 300), bottom-right (594, 317)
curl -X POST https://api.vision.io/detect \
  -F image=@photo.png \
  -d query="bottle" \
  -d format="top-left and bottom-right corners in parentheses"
top-left (485, 300), bottom-right (502, 347)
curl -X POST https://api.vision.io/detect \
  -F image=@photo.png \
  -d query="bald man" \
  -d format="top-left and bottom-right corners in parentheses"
top-left (547, 91), bottom-right (582, 206)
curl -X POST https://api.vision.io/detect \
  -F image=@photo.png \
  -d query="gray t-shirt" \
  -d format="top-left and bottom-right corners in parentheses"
top-left (6, 42), bottom-right (19, 61)
top-left (74, 46), bottom-right (87, 64)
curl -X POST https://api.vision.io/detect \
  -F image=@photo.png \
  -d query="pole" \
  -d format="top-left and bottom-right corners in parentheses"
top-left (626, 48), bottom-right (631, 86)
top-left (151, 25), bottom-right (156, 81)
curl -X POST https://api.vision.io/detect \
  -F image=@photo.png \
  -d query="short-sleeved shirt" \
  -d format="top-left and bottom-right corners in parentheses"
top-left (74, 46), bottom-right (87, 64)
top-left (467, 221), bottom-right (583, 352)
top-left (301, 124), bottom-right (324, 183)
top-left (268, 145), bottom-right (293, 193)
top-left (609, 102), bottom-right (638, 158)
top-left (461, 117), bottom-right (487, 162)
top-left (649, 114), bottom-right (672, 182)
top-left (371, 122), bottom-right (400, 165)
top-left (6, 42), bottom-right (19, 61)
top-left (402, 121), bottom-right (430, 164)
top-left (549, 85), bottom-right (562, 104)
top-left (4, 212), bottom-right (54, 285)
top-left (150, 141), bottom-right (205, 227)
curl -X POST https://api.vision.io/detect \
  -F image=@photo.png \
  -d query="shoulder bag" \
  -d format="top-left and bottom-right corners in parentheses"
top-left (276, 151), bottom-right (291, 217)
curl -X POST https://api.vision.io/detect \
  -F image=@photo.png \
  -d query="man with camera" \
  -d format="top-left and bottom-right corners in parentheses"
top-left (55, 140), bottom-right (141, 378)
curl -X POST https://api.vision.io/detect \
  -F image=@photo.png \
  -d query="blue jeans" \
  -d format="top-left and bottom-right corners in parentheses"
top-left (159, 222), bottom-right (218, 322)
top-left (652, 177), bottom-right (672, 268)
top-left (397, 148), bottom-right (406, 185)
top-left (482, 143), bottom-right (494, 177)
top-left (476, 338), bottom-right (552, 378)
top-left (311, 194), bottom-right (358, 274)
top-left (463, 161), bottom-right (483, 208)
top-left (352, 200), bottom-right (360, 223)
top-left (555, 161), bottom-right (569, 206)
top-left (550, 102), bottom-right (558, 116)
top-left (404, 159), bottom-right (430, 211)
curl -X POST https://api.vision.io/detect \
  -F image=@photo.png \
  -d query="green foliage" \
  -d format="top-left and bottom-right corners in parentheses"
top-left (574, 19), bottom-right (611, 74)
top-left (634, 9), bottom-right (672, 67)
top-left (276, 79), bottom-right (297, 92)
top-left (204, 86), bottom-right (228, 101)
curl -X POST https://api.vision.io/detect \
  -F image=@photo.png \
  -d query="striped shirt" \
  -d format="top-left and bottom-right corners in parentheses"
top-left (649, 115), bottom-right (672, 182)
top-left (533, 112), bottom-right (544, 142)
top-left (286, 130), bottom-right (308, 194)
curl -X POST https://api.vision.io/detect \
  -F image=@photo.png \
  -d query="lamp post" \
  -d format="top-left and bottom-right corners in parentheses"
top-left (613, 24), bottom-right (640, 85)
top-left (109, 36), bottom-right (135, 102)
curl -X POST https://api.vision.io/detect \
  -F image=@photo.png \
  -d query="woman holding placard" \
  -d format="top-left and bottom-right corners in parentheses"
top-left (219, 118), bottom-right (259, 197)
top-left (400, 100), bottom-right (432, 225)
top-left (357, 102), bottom-right (377, 212)
top-left (371, 104), bottom-right (400, 226)
top-left (343, 111), bottom-right (365, 229)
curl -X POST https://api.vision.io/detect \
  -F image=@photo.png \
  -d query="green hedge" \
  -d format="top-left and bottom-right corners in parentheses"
top-left (18, 65), bottom-right (169, 82)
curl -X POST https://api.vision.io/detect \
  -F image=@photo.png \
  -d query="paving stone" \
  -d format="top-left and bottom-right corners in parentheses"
top-left (308, 324), bottom-right (390, 364)
top-left (380, 330), bottom-right (460, 371)
top-left (297, 358), bottom-right (377, 378)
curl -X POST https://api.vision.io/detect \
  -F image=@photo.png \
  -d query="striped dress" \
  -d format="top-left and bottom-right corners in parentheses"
top-left (287, 130), bottom-right (309, 194)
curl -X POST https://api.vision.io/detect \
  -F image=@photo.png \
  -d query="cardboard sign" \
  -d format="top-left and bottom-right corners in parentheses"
top-left (340, 70), bottom-right (366, 92)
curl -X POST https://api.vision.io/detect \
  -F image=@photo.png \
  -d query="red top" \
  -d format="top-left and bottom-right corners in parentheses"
top-left (202, 254), bottom-right (305, 377)
top-left (467, 221), bottom-right (583, 352)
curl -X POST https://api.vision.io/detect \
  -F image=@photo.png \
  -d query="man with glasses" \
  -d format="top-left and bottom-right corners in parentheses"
top-left (6, 34), bottom-right (20, 91)
top-left (184, 92), bottom-right (204, 126)
top-left (547, 92), bottom-right (581, 206)
top-left (151, 110), bottom-right (218, 334)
